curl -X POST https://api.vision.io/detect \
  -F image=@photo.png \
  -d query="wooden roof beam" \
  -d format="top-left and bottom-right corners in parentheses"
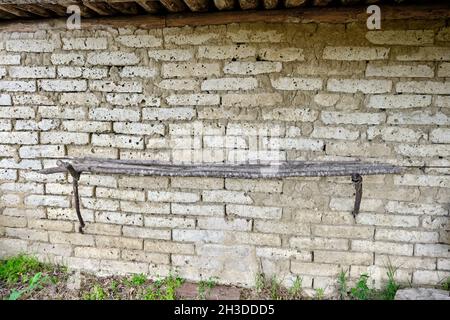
top-left (313, 0), bottom-right (332, 6)
top-left (19, 4), bottom-right (52, 17)
top-left (284, 0), bottom-right (307, 8)
top-left (239, 0), bottom-right (258, 10)
top-left (135, 0), bottom-right (162, 13)
top-left (107, 1), bottom-right (141, 15)
top-left (160, 0), bottom-right (188, 12)
top-left (0, 4), bottom-right (33, 17)
top-left (82, 0), bottom-right (118, 15)
top-left (183, 0), bottom-right (209, 12)
top-left (214, 0), bottom-right (235, 10)
top-left (263, 0), bottom-right (278, 9)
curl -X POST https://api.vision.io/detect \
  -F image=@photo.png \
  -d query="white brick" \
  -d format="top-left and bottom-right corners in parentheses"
top-left (368, 94), bottom-right (431, 109)
top-left (0, 169), bottom-right (17, 180)
top-left (321, 111), bottom-right (385, 125)
top-left (143, 107), bottom-right (194, 120)
top-left (97, 188), bottom-right (145, 201)
top-left (148, 49), bottom-right (193, 61)
top-left (397, 47), bottom-right (450, 61)
top-left (311, 126), bottom-right (359, 140)
top-left (169, 121), bottom-right (224, 136)
top-left (352, 240), bottom-right (414, 256)
top-left (95, 211), bottom-right (143, 226)
top-left (222, 93), bottom-right (282, 107)
top-left (118, 176), bottom-right (168, 189)
top-left (57, 67), bottom-right (107, 79)
top-left (197, 217), bottom-right (252, 231)
top-left (40, 80), bottom-right (86, 92)
top-left (227, 204), bottom-right (282, 219)
top-left (89, 80), bottom-right (142, 93)
top-left (117, 35), bottom-right (162, 47)
top-left (113, 122), bottom-right (164, 135)
top-left (62, 37), bottom-right (107, 50)
top-left (356, 213), bottom-right (419, 228)
top-left (314, 251), bottom-right (372, 265)
top-left (59, 93), bottom-right (98, 106)
top-left (120, 201), bottom-right (170, 215)
top-left (227, 122), bottom-right (285, 136)
top-left (264, 137), bottom-right (324, 151)
top-left (312, 225), bottom-right (373, 239)
top-left (375, 229), bottom-right (438, 243)
top-left (0, 132), bottom-right (38, 144)
top-left (162, 63), bottom-right (220, 78)
top-left (323, 46), bottom-right (389, 60)
top-left (201, 78), bottom-right (258, 91)
top-left (395, 144), bottom-right (450, 157)
top-left (41, 132), bottom-right (89, 145)
top-left (171, 203), bottom-right (224, 216)
top-left (148, 191), bottom-right (199, 203)
top-left (0, 119), bottom-right (11, 131)
top-left (395, 174), bottom-right (450, 188)
top-left (82, 198), bottom-right (120, 211)
top-left (39, 106), bottom-right (86, 120)
top-left (203, 190), bottom-right (253, 204)
top-left (9, 66), bottom-right (56, 79)
top-left (366, 63), bottom-right (434, 78)
top-left (122, 226), bottom-right (170, 240)
top-left (291, 262), bottom-right (339, 277)
top-left (0, 107), bottom-right (35, 119)
top-left (106, 93), bottom-right (159, 106)
top-left (396, 81), bottom-right (450, 94)
top-left (0, 81), bottom-right (35, 92)
top-left (227, 27), bottom-right (284, 43)
top-left (413, 270), bottom-right (450, 286)
top-left (157, 79), bottom-right (198, 91)
top-left (6, 39), bottom-right (54, 52)
top-left (119, 66), bottom-right (157, 78)
top-left (437, 62), bottom-right (450, 77)
top-left (89, 108), bottom-right (140, 121)
top-left (0, 93), bottom-right (11, 105)
top-left (415, 244), bottom-right (449, 258)
top-left (144, 216), bottom-right (195, 229)
top-left (262, 108), bottom-right (318, 122)
top-left (259, 47), bottom-right (304, 62)
top-left (271, 77), bottom-right (322, 91)
top-left (366, 30), bottom-right (434, 45)
top-left (387, 111), bottom-right (449, 125)
top-left (51, 53), bottom-right (84, 66)
top-left (62, 120), bottom-right (111, 133)
top-left (367, 126), bottom-right (425, 143)
top-left (166, 94), bottom-right (219, 105)
top-left (19, 145), bottom-right (64, 158)
top-left (385, 201), bottom-right (448, 216)
top-left (25, 195), bottom-right (70, 208)
top-left (165, 29), bottom-right (220, 45)
top-left (92, 134), bottom-right (144, 149)
top-left (256, 247), bottom-right (310, 261)
top-left (224, 62), bottom-right (282, 75)
top-left (198, 45), bottom-right (255, 59)
top-left (87, 52), bottom-right (139, 65)
top-left (0, 54), bottom-right (20, 65)
top-left (290, 237), bottom-right (349, 251)
top-left (328, 79), bottom-right (392, 93)
top-left (430, 128), bottom-right (450, 144)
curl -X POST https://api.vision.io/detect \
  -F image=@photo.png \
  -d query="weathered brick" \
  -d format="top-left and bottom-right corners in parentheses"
top-left (395, 144), bottom-right (450, 158)
top-left (352, 240), bottom-right (414, 256)
top-left (258, 47), bottom-right (304, 62)
top-left (437, 62), bottom-right (450, 77)
top-left (49, 231), bottom-right (95, 246)
top-left (0, 107), bottom-right (35, 119)
top-left (397, 47), bottom-right (450, 61)
top-left (148, 49), bottom-right (193, 61)
top-left (328, 79), bottom-right (392, 93)
top-left (395, 174), bottom-right (450, 188)
top-left (0, 81), bottom-right (35, 92)
top-left (92, 134), bottom-right (144, 149)
top-left (6, 39), bottom-right (54, 52)
top-left (314, 251), bottom-right (373, 265)
top-left (41, 132), bottom-right (89, 145)
top-left (430, 128), bottom-right (450, 144)
top-left (97, 187), bottom-right (145, 201)
top-left (162, 63), bottom-right (220, 78)
top-left (87, 52), bottom-right (140, 65)
top-left (198, 45), bottom-right (255, 59)
top-left (19, 145), bottom-right (64, 158)
top-left (89, 108), bottom-right (140, 122)
top-left (255, 221), bottom-right (309, 236)
top-left (148, 190), bottom-right (199, 203)
top-left (122, 226), bottom-right (171, 240)
top-left (62, 37), bottom-right (107, 50)
top-left (89, 80), bottom-right (142, 93)
top-left (59, 92), bottom-right (99, 106)
top-left (222, 93), bottom-right (282, 107)
top-left (28, 219), bottom-right (73, 232)
top-left (291, 262), bottom-right (340, 277)
top-left (375, 229), bottom-right (438, 243)
top-left (227, 204), bottom-right (282, 219)
top-left (40, 80), bottom-right (86, 92)
top-left (63, 120), bottom-right (110, 133)
top-left (143, 107), bottom-right (194, 121)
top-left (144, 240), bottom-right (194, 254)
top-left (201, 78), bottom-right (258, 91)
top-left (156, 79), bottom-right (198, 91)
top-left (116, 35), bottom-right (162, 48)
top-left (0, 54), bottom-right (21, 65)
top-left (397, 80), bottom-right (450, 94)
top-left (121, 249), bottom-right (169, 264)
top-left (366, 30), bottom-right (434, 45)
top-left (366, 63), bottom-right (433, 78)
top-left (0, 132), bottom-right (38, 144)
top-left (415, 244), bottom-right (449, 258)
top-left (271, 77), bottom-right (322, 90)
top-left (367, 126), bottom-right (426, 143)
top-left (144, 216), bottom-right (195, 228)
top-left (387, 111), bottom-right (449, 125)
top-left (0, 169), bottom-right (17, 180)
top-left (224, 62), bottom-right (282, 75)
top-left (256, 247), bottom-right (310, 261)
top-left (197, 217), bottom-right (252, 231)
top-left (120, 201), bottom-right (170, 214)
top-left (96, 235), bottom-right (142, 249)
top-left (321, 111), bottom-right (385, 125)
top-left (323, 46), bottom-right (389, 60)
top-left (95, 211), bottom-right (143, 226)
top-left (313, 225), bottom-right (374, 239)
top-left (51, 53), bottom-right (84, 65)
top-left (311, 126), bottom-right (359, 140)
top-left (9, 66), bottom-right (56, 79)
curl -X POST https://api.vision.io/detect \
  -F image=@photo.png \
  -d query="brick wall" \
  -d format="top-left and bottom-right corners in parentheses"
top-left (0, 18), bottom-right (449, 294)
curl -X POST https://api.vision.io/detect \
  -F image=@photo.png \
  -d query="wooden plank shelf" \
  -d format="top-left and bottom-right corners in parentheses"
top-left (40, 157), bottom-right (402, 233)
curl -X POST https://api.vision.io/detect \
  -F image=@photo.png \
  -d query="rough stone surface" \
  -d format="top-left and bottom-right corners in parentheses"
top-left (395, 288), bottom-right (450, 300)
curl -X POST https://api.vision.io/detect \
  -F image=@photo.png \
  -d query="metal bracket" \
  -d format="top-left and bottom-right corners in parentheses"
top-left (58, 161), bottom-right (85, 233)
top-left (351, 173), bottom-right (363, 218)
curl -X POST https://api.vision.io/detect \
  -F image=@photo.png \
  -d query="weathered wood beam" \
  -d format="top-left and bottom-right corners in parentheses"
top-left (107, 1), bottom-right (141, 15)
top-left (183, 0), bottom-right (209, 12)
top-left (135, 0), bottom-right (161, 13)
top-left (39, 3), bottom-right (71, 16)
top-left (284, 0), bottom-right (307, 8)
top-left (239, 0), bottom-right (258, 10)
top-left (263, 0), bottom-right (278, 9)
top-left (160, 0), bottom-right (188, 12)
top-left (213, 0), bottom-right (235, 10)
top-left (82, 0), bottom-right (118, 15)
top-left (0, 4), bottom-right (33, 17)
top-left (340, 0), bottom-right (362, 5)
top-left (19, 4), bottom-right (53, 17)
top-left (313, 0), bottom-right (332, 6)
top-left (1, 4), bottom-right (449, 32)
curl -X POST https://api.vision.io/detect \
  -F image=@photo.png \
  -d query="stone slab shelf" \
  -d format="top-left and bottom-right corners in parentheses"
top-left (39, 157), bottom-right (402, 233)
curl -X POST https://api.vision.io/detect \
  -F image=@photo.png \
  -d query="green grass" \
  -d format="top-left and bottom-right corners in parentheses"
top-left (0, 254), bottom-right (48, 285)
top-left (314, 288), bottom-right (325, 300)
top-left (337, 269), bottom-right (348, 300)
top-left (83, 284), bottom-right (107, 300)
top-left (382, 263), bottom-right (400, 300)
top-left (350, 273), bottom-right (373, 300)
top-left (198, 277), bottom-right (218, 300)
top-left (142, 274), bottom-right (184, 300)
top-left (288, 276), bottom-right (303, 298)
top-left (441, 277), bottom-right (450, 291)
